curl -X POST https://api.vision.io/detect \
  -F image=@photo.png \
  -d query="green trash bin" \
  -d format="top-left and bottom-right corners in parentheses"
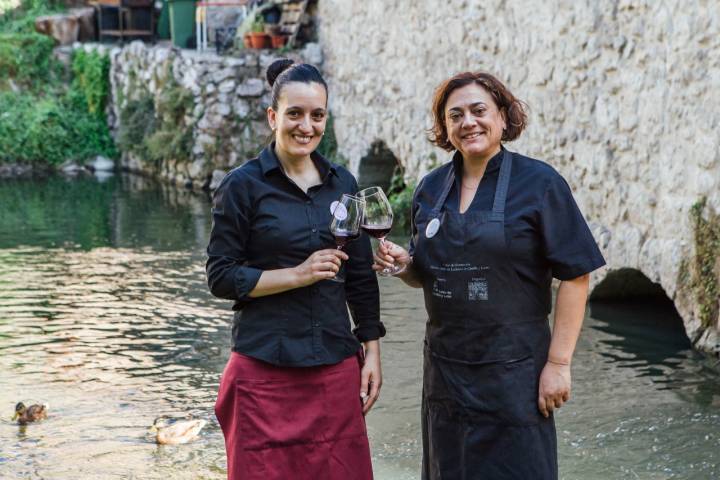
top-left (169, 0), bottom-right (196, 48)
top-left (157, 0), bottom-right (171, 40)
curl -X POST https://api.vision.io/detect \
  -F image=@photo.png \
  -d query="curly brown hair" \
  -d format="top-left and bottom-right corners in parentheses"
top-left (428, 72), bottom-right (528, 151)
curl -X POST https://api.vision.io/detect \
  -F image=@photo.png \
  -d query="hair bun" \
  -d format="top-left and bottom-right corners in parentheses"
top-left (266, 59), bottom-right (295, 87)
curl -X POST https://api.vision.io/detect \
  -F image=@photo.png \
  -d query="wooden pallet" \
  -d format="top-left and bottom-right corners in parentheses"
top-left (277, 0), bottom-right (308, 48)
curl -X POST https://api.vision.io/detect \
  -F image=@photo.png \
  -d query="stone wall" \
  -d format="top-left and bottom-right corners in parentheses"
top-left (315, 1), bottom-right (720, 353)
top-left (105, 41), bottom-right (321, 190)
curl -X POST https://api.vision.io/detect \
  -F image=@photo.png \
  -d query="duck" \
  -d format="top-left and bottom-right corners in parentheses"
top-left (150, 416), bottom-right (206, 445)
top-left (12, 402), bottom-right (48, 425)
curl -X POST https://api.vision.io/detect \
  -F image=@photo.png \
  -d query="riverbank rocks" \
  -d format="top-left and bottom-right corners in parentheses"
top-left (88, 155), bottom-right (114, 172)
top-left (315, 0), bottom-right (720, 355)
top-left (0, 164), bottom-right (34, 178)
top-left (94, 42), bottom-right (317, 190)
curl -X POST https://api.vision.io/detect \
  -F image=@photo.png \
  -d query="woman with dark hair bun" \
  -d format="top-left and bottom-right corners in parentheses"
top-left (207, 59), bottom-right (382, 480)
top-left (375, 72), bottom-right (605, 479)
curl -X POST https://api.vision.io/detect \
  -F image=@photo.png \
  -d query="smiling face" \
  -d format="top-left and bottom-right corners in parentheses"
top-left (444, 83), bottom-right (506, 163)
top-left (267, 81), bottom-right (327, 163)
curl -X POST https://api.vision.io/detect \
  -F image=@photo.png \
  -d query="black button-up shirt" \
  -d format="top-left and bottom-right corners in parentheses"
top-left (409, 148), bottom-right (606, 316)
top-left (206, 144), bottom-right (385, 367)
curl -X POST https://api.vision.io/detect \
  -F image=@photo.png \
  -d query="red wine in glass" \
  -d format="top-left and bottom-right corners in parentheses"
top-left (361, 225), bottom-right (392, 239)
top-left (329, 194), bottom-right (365, 282)
top-left (334, 229), bottom-right (361, 248)
top-left (358, 186), bottom-right (405, 276)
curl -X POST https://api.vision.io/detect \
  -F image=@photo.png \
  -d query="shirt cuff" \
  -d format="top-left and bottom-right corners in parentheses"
top-left (233, 266), bottom-right (263, 300)
top-left (353, 323), bottom-right (387, 343)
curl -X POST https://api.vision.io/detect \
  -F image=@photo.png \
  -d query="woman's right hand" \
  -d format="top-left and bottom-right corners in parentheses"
top-left (373, 240), bottom-right (411, 272)
top-left (293, 249), bottom-right (349, 287)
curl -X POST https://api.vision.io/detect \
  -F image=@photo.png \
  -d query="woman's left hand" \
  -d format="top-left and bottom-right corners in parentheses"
top-left (537, 362), bottom-right (571, 418)
top-left (360, 340), bottom-right (382, 415)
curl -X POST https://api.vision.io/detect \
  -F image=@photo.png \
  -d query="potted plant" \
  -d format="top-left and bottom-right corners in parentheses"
top-left (271, 33), bottom-right (288, 49)
top-left (248, 15), bottom-right (270, 49)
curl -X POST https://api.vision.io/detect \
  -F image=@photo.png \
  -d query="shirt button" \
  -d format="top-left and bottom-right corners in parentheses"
top-left (311, 228), bottom-right (317, 233)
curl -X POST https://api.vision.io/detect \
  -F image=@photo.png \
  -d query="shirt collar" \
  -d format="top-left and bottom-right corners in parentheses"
top-left (452, 145), bottom-right (505, 177)
top-left (259, 143), bottom-right (338, 180)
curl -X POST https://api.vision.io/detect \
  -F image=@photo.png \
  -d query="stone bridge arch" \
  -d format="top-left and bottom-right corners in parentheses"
top-left (589, 268), bottom-right (692, 355)
top-left (356, 140), bottom-right (401, 192)
top-left (590, 268), bottom-right (669, 302)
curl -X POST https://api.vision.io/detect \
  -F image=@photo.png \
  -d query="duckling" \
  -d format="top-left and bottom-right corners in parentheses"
top-left (12, 402), bottom-right (48, 425)
top-left (150, 416), bottom-right (206, 445)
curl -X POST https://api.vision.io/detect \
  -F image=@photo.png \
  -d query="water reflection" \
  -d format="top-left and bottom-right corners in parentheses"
top-left (590, 298), bottom-right (691, 366)
top-left (0, 174), bottom-right (211, 251)
top-left (0, 174), bottom-right (719, 479)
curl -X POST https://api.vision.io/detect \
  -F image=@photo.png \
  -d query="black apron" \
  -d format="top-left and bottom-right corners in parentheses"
top-left (415, 151), bottom-right (557, 479)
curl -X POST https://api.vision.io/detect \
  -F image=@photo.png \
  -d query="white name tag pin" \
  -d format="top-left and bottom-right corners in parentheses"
top-left (330, 201), bottom-right (348, 220)
top-left (425, 218), bottom-right (440, 238)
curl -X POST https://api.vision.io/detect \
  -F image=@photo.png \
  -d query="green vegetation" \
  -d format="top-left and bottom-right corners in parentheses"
top-left (0, 0), bottom-right (64, 34)
top-left (317, 113), bottom-right (348, 167)
top-left (0, 1), bottom-right (116, 166)
top-left (146, 85), bottom-right (195, 167)
top-left (688, 197), bottom-right (720, 329)
top-left (71, 49), bottom-right (112, 117)
top-left (117, 95), bottom-right (155, 160)
top-left (387, 165), bottom-right (415, 232)
top-left (0, 48), bottom-right (117, 165)
top-left (0, 33), bottom-right (56, 89)
top-left (116, 76), bottom-right (195, 171)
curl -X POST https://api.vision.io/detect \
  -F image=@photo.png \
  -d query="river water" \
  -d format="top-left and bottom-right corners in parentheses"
top-left (0, 173), bottom-right (719, 479)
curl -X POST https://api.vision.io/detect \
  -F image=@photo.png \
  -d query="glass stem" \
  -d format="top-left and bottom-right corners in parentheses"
top-left (379, 237), bottom-right (392, 273)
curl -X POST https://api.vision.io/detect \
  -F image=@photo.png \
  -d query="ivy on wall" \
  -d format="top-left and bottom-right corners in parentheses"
top-left (116, 67), bottom-right (196, 172)
top-left (689, 197), bottom-right (720, 329)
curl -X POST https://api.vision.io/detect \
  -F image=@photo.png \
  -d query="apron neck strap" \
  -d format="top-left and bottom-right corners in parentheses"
top-left (431, 149), bottom-right (513, 217)
top-left (431, 162), bottom-right (456, 215)
top-left (491, 150), bottom-right (513, 216)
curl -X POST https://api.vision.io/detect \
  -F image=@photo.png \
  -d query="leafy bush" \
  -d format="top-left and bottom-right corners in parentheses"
top-left (0, 0), bottom-right (64, 34)
top-left (0, 91), bottom-right (116, 164)
top-left (0, 32), bottom-right (56, 88)
top-left (387, 165), bottom-right (415, 232)
top-left (0, 47), bottom-right (116, 165)
top-left (71, 49), bottom-right (111, 117)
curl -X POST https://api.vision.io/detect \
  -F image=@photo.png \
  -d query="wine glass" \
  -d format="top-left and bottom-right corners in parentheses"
top-left (329, 194), bottom-right (364, 282)
top-left (358, 186), bottom-right (404, 276)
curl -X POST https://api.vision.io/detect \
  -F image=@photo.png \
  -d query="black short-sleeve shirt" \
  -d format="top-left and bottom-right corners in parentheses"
top-left (206, 144), bottom-right (385, 367)
top-left (409, 148), bottom-right (605, 316)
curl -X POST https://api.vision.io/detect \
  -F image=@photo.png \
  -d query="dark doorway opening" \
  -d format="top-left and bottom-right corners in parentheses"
top-left (357, 140), bottom-right (401, 192)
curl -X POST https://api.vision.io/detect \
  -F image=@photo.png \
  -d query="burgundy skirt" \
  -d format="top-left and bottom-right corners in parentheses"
top-left (215, 351), bottom-right (373, 480)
